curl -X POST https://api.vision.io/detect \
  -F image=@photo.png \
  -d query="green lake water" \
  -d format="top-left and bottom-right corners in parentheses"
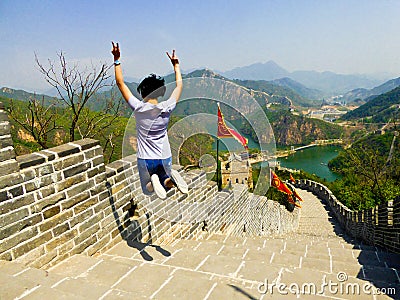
top-left (278, 145), bottom-right (342, 182)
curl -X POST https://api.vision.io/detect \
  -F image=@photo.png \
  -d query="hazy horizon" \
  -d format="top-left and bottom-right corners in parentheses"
top-left (1, 0), bottom-right (400, 92)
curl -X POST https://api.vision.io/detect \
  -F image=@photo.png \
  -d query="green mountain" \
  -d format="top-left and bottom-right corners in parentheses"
top-left (342, 76), bottom-right (400, 103)
top-left (240, 109), bottom-right (344, 146)
top-left (233, 78), bottom-right (316, 107)
top-left (341, 86), bottom-right (400, 122)
top-left (0, 87), bottom-right (57, 103)
top-left (271, 77), bottom-right (324, 100)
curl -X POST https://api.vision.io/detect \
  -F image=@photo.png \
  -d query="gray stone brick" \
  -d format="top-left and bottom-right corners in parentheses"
top-left (0, 121), bottom-right (11, 135)
top-left (0, 136), bottom-right (14, 149)
top-left (52, 223), bottom-right (70, 237)
top-left (0, 147), bottom-right (15, 162)
top-left (84, 146), bottom-right (103, 159)
top-left (0, 173), bottom-right (23, 190)
top-left (0, 208), bottom-right (29, 227)
top-left (48, 143), bottom-right (80, 158)
top-left (20, 168), bottom-right (36, 181)
top-left (106, 160), bottom-right (130, 173)
top-left (73, 197), bottom-right (99, 215)
top-left (65, 180), bottom-right (93, 199)
top-left (35, 163), bottom-right (55, 176)
top-left (91, 156), bottom-right (104, 168)
top-left (0, 194), bottom-right (34, 214)
top-left (42, 205), bottom-right (61, 219)
top-left (38, 185), bottom-right (55, 199)
top-left (12, 231), bottom-right (52, 259)
top-left (72, 138), bottom-right (100, 150)
top-left (0, 160), bottom-right (19, 177)
top-left (39, 210), bottom-right (73, 233)
top-left (32, 192), bottom-right (66, 213)
top-left (53, 153), bottom-right (84, 171)
top-left (63, 162), bottom-right (90, 179)
top-left (71, 235), bottom-right (97, 255)
top-left (61, 191), bottom-right (90, 210)
top-left (16, 153), bottom-right (46, 169)
top-left (37, 150), bottom-right (56, 162)
top-left (56, 173), bottom-right (87, 192)
top-left (0, 214), bottom-right (42, 241)
top-left (45, 229), bottom-right (77, 252)
top-left (69, 209), bottom-right (94, 229)
top-left (0, 226), bottom-right (39, 253)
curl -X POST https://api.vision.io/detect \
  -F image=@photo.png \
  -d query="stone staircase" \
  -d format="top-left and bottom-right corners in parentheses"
top-left (1, 189), bottom-right (399, 299)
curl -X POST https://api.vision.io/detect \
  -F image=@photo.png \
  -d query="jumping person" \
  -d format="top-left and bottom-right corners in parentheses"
top-left (111, 42), bottom-right (188, 199)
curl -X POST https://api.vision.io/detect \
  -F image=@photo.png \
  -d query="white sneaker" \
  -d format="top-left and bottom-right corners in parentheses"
top-left (151, 174), bottom-right (167, 199)
top-left (170, 169), bottom-right (189, 194)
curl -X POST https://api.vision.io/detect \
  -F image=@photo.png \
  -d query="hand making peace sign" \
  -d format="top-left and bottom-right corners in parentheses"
top-left (166, 50), bottom-right (179, 66)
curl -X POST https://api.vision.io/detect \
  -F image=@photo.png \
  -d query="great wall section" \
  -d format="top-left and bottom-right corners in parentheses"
top-left (0, 101), bottom-right (399, 299)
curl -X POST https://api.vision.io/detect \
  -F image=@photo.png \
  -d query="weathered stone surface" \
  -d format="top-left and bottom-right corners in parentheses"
top-left (56, 173), bottom-right (87, 192)
top-left (53, 154), bottom-right (84, 171)
top-left (39, 210), bottom-right (73, 233)
top-left (47, 143), bottom-right (80, 158)
top-left (71, 138), bottom-right (100, 150)
top-left (37, 150), bottom-right (56, 162)
top-left (0, 214), bottom-right (42, 241)
top-left (12, 231), bottom-right (52, 259)
top-left (0, 195), bottom-right (33, 215)
top-left (0, 147), bottom-right (16, 162)
top-left (61, 191), bottom-right (90, 210)
top-left (0, 136), bottom-right (14, 149)
top-left (0, 208), bottom-right (29, 227)
top-left (0, 226), bottom-right (39, 253)
top-left (106, 160), bottom-right (130, 173)
top-left (0, 160), bottom-right (19, 177)
top-left (63, 162), bottom-right (90, 178)
top-left (42, 205), bottom-right (61, 219)
top-left (16, 153), bottom-right (46, 169)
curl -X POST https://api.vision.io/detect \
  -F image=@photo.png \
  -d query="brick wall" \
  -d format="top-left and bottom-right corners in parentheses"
top-left (296, 180), bottom-right (400, 254)
top-left (0, 102), bottom-right (300, 268)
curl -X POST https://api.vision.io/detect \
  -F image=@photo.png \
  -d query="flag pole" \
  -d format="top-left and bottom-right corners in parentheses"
top-left (216, 137), bottom-right (220, 190)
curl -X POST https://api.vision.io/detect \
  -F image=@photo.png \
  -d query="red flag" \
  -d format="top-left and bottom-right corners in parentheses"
top-left (288, 194), bottom-right (302, 208)
top-left (217, 104), bottom-right (248, 149)
top-left (290, 173), bottom-right (296, 184)
top-left (270, 170), bottom-right (293, 195)
top-left (293, 188), bottom-right (303, 202)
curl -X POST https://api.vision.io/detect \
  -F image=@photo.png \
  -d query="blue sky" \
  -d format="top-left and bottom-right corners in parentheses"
top-left (1, 0), bottom-right (400, 92)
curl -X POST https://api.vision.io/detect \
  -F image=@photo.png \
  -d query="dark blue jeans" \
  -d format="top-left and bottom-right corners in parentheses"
top-left (137, 157), bottom-right (172, 195)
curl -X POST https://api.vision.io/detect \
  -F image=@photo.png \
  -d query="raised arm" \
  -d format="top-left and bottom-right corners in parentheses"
top-left (111, 42), bottom-right (133, 102)
top-left (166, 50), bottom-right (182, 102)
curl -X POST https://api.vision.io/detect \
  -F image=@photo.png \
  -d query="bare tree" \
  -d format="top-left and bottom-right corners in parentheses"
top-left (35, 52), bottom-right (113, 142)
top-left (76, 88), bottom-right (125, 163)
top-left (8, 95), bottom-right (60, 149)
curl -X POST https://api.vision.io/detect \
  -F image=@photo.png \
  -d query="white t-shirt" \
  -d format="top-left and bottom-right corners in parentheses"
top-left (128, 95), bottom-right (176, 159)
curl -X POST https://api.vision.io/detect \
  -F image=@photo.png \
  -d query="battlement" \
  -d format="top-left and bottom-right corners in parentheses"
top-left (0, 102), bottom-right (299, 269)
top-left (297, 180), bottom-right (400, 253)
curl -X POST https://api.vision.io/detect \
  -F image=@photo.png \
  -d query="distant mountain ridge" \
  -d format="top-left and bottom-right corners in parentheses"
top-left (0, 87), bottom-right (57, 102)
top-left (223, 61), bottom-right (290, 81)
top-left (222, 61), bottom-right (386, 95)
top-left (341, 77), bottom-right (400, 103)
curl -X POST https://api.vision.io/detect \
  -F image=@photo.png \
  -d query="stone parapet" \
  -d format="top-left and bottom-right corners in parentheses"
top-left (296, 179), bottom-right (400, 254)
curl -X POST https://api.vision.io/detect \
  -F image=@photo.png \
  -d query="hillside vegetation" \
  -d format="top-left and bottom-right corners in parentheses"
top-left (341, 86), bottom-right (400, 122)
top-left (328, 131), bottom-right (400, 210)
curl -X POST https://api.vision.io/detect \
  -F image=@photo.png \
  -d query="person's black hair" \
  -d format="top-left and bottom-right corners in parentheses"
top-left (137, 73), bottom-right (166, 99)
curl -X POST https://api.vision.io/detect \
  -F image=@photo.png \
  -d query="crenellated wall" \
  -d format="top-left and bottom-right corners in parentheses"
top-left (296, 179), bottom-right (400, 254)
top-left (0, 102), bottom-right (299, 269)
